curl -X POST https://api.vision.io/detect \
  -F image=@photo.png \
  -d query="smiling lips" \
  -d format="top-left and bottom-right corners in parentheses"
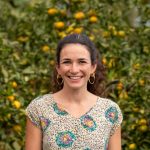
top-left (68, 76), bottom-right (83, 80)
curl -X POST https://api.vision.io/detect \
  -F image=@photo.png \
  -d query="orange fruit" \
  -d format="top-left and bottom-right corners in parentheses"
top-left (138, 79), bottom-right (145, 86)
top-left (11, 81), bottom-right (17, 88)
top-left (129, 143), bottom-right (136, 149)
top-left (133, 63), bottom-right (140, 69)
top-left (89, 16), bottom-right (98, 23)
top-left (12, 100), bottom-right (21, 109)
top-left (139, 125), bottom-right (148, 132)
top-left (73, 27), bottom-right (83, 34)
top-left (54, 22), bottom-right (65, 29)
top-left (42, 45), bottom-right (50, 52)
top-left (117, 30), bottom-right (126, 37)
top-left (13, 125), bottom-right (22, 133)
top-left (117, 82), bottom-right (123, 90)
top-left (7, 95), bottom-right (15, 102)
top-left (47, 8), bottom-right (58, 15)
top-left (102, 57), bottom-right (107, 65)
top-left (119, 91), bottom-right (128, 99)
top-left (138, 119), bottom-right (147, 125)
top-left (102, 31), bottom-right (110, 38)
top-left (74, 12), bottom-right (85, 20)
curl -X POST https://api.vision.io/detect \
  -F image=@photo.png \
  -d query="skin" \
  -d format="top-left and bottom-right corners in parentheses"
top-left (25, 118), bottom-right (42, 150)
top-left (54, 43), bottom-right (98, 118)
top-left (108, 127), bottom-right (122, 150)
top-left (56, 43), bottom-right (97, 91)
top-left (25, 43), bottom-right (122, 150)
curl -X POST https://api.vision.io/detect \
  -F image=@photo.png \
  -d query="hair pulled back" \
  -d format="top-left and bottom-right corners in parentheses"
top-left (52, 33), bottom-right (106, 96)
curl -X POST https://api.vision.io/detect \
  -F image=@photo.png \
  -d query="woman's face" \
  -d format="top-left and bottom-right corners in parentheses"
top-left (56, 43), bottom-right (97, 90)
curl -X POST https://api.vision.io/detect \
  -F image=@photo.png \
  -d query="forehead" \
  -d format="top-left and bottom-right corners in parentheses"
top-left (60, 43), bottom-right (90, 59)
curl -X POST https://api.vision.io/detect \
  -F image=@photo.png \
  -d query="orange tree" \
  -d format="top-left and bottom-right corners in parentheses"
top-left (0, 0), bottom-right (150, 149)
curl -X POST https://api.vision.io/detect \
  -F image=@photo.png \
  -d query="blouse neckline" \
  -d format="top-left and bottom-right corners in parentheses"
top-left (49, 94), bottom-right (100, 120)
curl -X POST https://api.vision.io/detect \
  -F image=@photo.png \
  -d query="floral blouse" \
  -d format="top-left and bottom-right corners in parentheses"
top-left (26, 94), bottom-right (123, 150)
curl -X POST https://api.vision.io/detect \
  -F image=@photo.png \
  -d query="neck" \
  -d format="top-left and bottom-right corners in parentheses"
top-left (59, 87), bottom-right (90, 104)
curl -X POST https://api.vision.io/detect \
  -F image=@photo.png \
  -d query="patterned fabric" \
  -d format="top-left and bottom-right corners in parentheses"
top-left (56, 131), bottom-right (76, 148)
top-left (40, 116), bottom-right (51, 132)
top-left (80, 115), bottom-right (97, 132)
top-left (26, 94), bottom-right (123, 150)
top-left (105, 106), bottom-right (118, 124)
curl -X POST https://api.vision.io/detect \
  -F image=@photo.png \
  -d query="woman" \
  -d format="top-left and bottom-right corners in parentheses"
top-left (25, 33), bottom-right (123, 150)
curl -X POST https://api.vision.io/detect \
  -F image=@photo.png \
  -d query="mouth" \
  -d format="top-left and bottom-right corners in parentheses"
top-left (67, 76), bottom-right (83, 80)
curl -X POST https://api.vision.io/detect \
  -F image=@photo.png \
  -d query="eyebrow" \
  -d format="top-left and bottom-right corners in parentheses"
top-left (60, 58), bottom-right (89, 62)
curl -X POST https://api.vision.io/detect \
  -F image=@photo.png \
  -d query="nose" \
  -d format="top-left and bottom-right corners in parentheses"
top-left (70, 63), bottom-right (79, 74)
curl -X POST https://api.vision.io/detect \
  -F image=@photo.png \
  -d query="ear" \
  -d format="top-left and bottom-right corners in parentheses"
top-left (55, 63), bottom-right (60, 74)
top-left (91, 63), bottom-right (97, 74)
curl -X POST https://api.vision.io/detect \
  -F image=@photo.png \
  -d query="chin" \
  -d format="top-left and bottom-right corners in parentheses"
top-left (64, 83), bottom-right (86, 90)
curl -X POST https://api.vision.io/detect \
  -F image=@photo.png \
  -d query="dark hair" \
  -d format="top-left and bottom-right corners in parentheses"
top-left (52, 33), bottom-right (106, 96)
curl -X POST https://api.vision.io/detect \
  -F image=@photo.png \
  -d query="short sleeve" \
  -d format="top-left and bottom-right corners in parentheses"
top-left (108, 103), bottom-right (123, 136)
top-left (25, 96), bottom-right (42, 129)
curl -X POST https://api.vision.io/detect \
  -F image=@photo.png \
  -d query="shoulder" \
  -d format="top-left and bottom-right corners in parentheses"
top-left (98, 97), bottom-right (120, 107)
top-left (97, 97), bottom-right (123, 128)
top-left (97, 97), bottom-right (123, 115)
top-left (98, 96), bottom-right (123, 120)
top-left (26, 93), bottom-right (53, 109)
top-left (25, 93), bottom-right (53, 128)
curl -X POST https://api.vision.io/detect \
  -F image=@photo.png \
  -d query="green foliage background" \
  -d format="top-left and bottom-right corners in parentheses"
top-left (0, 0), bottom-right (150, 149)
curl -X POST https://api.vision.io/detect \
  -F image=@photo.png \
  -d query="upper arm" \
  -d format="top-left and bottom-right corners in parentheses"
top-left (25, 117), bottom-right (42, 150)
top-left (108, 126), bottom-right (122, 150)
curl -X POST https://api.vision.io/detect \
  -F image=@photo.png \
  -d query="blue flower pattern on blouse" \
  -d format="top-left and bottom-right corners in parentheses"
top-left (40, 116), bottom-right (51, 132)
top-left (105, 106), bottom-right (118, 124)
top-left (56, 131), bottom-right (76, 148)
top-left (80, 115), bottom-right (97, 131)
top-left (26, 94), bottom-right (123, 149)
top-left (53, 103), bottom-right (68, 116)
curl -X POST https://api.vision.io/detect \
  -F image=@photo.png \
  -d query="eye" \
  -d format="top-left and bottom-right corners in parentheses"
top-left (62, 61), bottom-right (71, 64)
top-left (79, 60), bottom-right (87, 64)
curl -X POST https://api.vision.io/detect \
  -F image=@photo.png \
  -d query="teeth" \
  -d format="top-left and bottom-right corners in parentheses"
top-left (69, 76), bottom-right (81, 79)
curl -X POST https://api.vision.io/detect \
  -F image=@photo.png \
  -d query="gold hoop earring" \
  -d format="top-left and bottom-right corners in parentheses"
top-left (57, 74), bottom-right (63, 85)
top-left (88, 73), bottom-right (95, 84)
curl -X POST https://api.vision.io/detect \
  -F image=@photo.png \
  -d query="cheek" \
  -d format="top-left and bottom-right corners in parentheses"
top-left (58, 66), bottom-right (69, 74)
top-left (81, 67), bottom-right (94, 77)
top-left (82, 65), bottom-right (94, 72)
